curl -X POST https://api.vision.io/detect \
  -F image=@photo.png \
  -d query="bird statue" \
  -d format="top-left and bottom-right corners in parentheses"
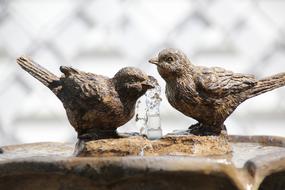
top-left (17, 57), bottom-right (154, 140)
top-left (149, 48), bottom-right (285, 136)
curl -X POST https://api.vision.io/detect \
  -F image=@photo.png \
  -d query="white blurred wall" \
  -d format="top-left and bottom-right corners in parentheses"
top-left (0, 0), bottom-right (285, 145)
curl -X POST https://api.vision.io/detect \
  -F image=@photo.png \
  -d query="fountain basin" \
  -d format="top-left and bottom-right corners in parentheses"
top-left (0, 136), bottom-right (285, 190)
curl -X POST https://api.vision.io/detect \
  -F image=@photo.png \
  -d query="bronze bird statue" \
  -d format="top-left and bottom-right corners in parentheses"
top-left (149, 48), bottom-right (285, 136)
top-left (17, 57), bottom-right (154, 140)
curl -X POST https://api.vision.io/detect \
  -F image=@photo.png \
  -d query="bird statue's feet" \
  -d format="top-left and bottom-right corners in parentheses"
top-left (74, 129), bottom-right (120, 156)
top-left (188, 123), bottom-right (226, 136)
top-left (77, 129), bottom-right (120, 142)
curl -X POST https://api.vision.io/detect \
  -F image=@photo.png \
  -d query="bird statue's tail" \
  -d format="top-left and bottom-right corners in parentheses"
top-left (247, 72), bottom-right (285, 99)
top-left (17, 56), bottom-right (60, 93)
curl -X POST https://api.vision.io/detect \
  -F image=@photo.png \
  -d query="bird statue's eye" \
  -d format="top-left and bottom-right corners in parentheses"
top-left (130, 78), bottom-right (135, 82)
top-left (166, 57), bottom-right (174, 62)
top-left (129, 76), bottom-right (143, 83)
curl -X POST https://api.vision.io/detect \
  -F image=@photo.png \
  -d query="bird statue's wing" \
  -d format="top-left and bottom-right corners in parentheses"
top-left (61, 69), bottom-right (114, 107)
top-left (195, 66), bottom-right (257, 98)
top-left (79, 73), bottom-right (112, 102)
top-left (60, 66), bottom-right (81, 77)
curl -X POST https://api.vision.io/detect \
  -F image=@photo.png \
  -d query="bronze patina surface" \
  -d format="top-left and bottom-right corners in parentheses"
top-left (149, 48), bottom-right (285, 135)
top-left (17, 57), bottom-right (154, 140)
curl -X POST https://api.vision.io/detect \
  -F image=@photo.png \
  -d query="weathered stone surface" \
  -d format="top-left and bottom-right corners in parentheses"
top-left (75, 135), bottom-right (231, 157)
top-left (0, 136), bottom-right (285, 190)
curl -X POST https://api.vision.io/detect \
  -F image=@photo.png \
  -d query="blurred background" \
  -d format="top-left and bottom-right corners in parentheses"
top-left (0, 0), bottom-right (285, 146)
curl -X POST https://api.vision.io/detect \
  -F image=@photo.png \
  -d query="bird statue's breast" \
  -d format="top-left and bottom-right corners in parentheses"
top-left (166, 83), bottom-right (191, 108)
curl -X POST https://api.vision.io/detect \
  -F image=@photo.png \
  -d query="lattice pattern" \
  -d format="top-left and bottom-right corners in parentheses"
top-left (0, 0), bottom-right (285, 145)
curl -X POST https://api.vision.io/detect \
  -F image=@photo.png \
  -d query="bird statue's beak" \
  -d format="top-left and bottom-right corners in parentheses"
top-left (141, 80), bottom-right (155, 90)
top-left (148, 57), bottom-right (159, 65)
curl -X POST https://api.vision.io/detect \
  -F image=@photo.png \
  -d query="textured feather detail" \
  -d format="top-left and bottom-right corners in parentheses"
top-left (247, 72), bottom-right (285, 99)
top-left (195, 66), bottom-right (256, 98)
top-left (17, 56), bottom-right (60, 93)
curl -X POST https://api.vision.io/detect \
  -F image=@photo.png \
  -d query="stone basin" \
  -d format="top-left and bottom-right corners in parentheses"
top-left (0, 136), bottom-right (285, 190)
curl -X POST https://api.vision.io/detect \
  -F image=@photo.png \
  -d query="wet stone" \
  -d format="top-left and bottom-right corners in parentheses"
top-left (75, 134), bottom-right (231, 157)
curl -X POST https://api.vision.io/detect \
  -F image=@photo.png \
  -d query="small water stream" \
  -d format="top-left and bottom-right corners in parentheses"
top-left (136, 77), bottom-right (162, 139)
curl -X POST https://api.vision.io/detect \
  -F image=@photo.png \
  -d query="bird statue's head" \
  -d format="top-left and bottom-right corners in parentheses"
top-left (149, 48), bottom-right (190, 80)
top-left (114, 67), bottom-right (155, 101)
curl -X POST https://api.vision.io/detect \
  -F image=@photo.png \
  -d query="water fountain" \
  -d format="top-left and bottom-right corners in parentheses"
top-left (1, 57), bottom-right (285, 190)
top-left (74, 78), bottom-right (230, 157)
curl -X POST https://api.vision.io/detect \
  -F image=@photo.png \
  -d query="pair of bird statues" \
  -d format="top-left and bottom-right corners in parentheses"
top-left (17, 48), bottom-right (285, 140)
